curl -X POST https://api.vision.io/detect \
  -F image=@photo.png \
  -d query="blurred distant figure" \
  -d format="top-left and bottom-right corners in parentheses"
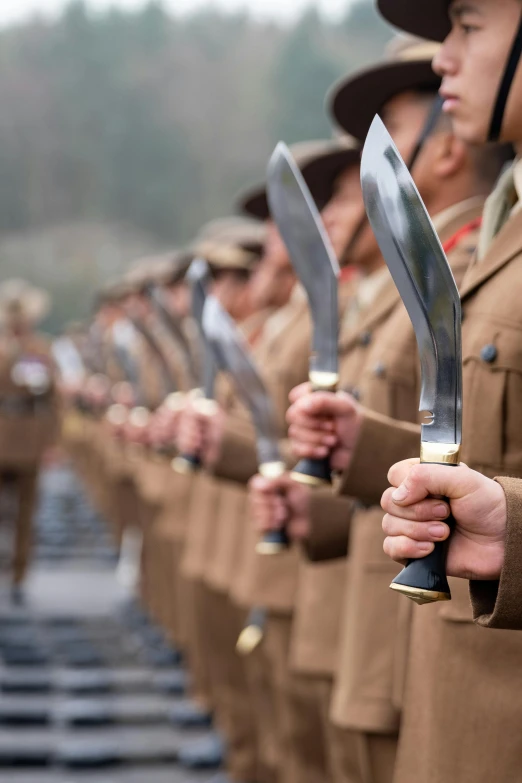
top-left (0, 280), bottom-right (59, 604)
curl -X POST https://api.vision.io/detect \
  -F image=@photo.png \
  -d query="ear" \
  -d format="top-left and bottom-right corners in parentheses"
top-left (431, 132), bottom-right (468, 179)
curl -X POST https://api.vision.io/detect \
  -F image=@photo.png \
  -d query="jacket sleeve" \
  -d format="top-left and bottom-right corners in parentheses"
top-left (301, 487), bottom-right (356, 562)
top-left (212, 414), bottom-right (259, 485)
top-left (470, 476), bottom-right (522, 630)
top-left (337, 407), bottom-right (421, 507)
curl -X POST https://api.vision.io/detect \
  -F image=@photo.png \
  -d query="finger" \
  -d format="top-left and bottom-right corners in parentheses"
top-left (389, 462), bottom-right (478, 506)
top-left (382, 513), bottom-right (450, 542)
top-left (287, 392), bottom-right (356, 422)
top-left (381, 487), bottom-right (450, 520)
top-left (286, 407), bottom-right (337, 431)
top-left (289, 382), bottom-right (313, 404)
top-left (288, 424), bottom-right (337, 448)
top-left (383, 534), bottom-right (434, 563)
top-left (291, 442), bottom-right (330, 459)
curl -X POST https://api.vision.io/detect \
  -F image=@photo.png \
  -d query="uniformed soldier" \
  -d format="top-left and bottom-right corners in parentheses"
top-left (0, 279), bottom-right (59, 604)
top-left (361, 0), bottom-right (522, 780)
top-left (250, 35), bottom-right (511, 783)
top-left (176, 137), bottom-right (363, 783)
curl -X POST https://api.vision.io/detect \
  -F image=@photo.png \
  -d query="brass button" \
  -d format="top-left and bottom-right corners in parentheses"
top-left (480, 344), bottom-right (497, 363)
top-left (359, 331), bottom-right (372, 347)
top-left (373, 362), bottom-right (386, 378)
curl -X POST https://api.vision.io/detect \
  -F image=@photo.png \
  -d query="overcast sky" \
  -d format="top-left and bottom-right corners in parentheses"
top-left (0, 0), bottom-right (354, 26)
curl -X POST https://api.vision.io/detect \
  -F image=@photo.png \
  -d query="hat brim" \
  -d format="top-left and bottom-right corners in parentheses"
top-left (329, 59), bottom-right (441, 141)
top-left (239, 147), bottom-right (360, 220)
top-left (377, 0), bottom-right (450, 43)
top-left (0, 290), bottom-right (50, 324)
top-left (300, 147), bottom-right (360, 210)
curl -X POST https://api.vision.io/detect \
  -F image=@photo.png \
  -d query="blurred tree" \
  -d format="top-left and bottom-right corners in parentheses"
top-left (0, 0), bottom-right (393, 330)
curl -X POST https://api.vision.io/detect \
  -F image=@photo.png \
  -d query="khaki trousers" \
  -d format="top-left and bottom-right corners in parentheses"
top-left (200, 585), bottom-right (259, 783)
top-left (263, 613), bottom-right (333, 783)
top-left (1, 469), bottom-right (39, 586)
top-left (328, 724), bottom-right (398, 783)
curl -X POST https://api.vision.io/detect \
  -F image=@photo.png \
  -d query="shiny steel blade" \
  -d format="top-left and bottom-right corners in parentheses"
top-left (203, 295), bottom-right (282, 466)
top-left (187, 258), bottom-right (217, 400)
top-left (361, 115), bottom-right (461, 446)
top-left (267, 142), bottom-right (340, 377)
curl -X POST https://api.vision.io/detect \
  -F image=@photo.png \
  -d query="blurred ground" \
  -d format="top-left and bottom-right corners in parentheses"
top-left (0, 464), bottom-right (217, 782)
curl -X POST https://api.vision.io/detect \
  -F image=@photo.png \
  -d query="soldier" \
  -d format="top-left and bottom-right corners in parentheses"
top-left (177, 137), bottom-right (365, 783)
top-left (0, 279), bottom-right (59, 604)
top-left (250, 35), bottom-right (511, 783)
top-left (357, 0), bottom-right (522, 779)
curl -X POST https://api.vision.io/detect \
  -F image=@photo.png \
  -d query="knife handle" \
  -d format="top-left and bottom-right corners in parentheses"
top-left (290, 371), bottom-right (338, 487)
top-left (290, 457), bottom-right (332, 487)
top-left (256, 461), bottom-right (291, 555)
top-left (390, 451), bottom-right (459, 605)
top-left (172, 454), bottom-right (201, 474)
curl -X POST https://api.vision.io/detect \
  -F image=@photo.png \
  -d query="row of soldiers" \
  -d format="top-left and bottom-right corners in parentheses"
top-left (4, 0), bottom-right (522, 780)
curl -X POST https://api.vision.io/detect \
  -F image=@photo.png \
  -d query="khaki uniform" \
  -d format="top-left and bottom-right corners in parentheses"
top-left (379, 182), bottom-right (522, 783)
top-left (214, 292), bottom-right (313, 783)
top-left (0, 331), bottom-right (59, 585)
top-left (295, 202), bottom-right (483, 783)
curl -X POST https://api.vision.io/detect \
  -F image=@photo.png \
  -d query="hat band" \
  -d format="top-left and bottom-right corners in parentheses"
top-left (488, 12), bottom-right (522, 142)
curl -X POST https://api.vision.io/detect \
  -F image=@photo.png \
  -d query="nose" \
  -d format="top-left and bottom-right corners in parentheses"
top-left (432, 37), bottom-right (458, 78)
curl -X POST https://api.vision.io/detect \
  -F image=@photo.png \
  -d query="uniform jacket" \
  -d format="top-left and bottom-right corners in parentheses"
top-left (226, 293), bottom-right (312, 613)
top-left (393, 204), bottom-right (522, 783)
top-left (291, 202), bottom-right (483, 737)
top-left (0, 330), bottom-right (59, 467)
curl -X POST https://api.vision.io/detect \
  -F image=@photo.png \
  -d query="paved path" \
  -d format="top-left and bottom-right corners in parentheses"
top-left (0, 465), bottom-right (218, 783)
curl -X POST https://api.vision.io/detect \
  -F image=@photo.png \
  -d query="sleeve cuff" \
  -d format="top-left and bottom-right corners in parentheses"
top-left (470, 476), bottom-right (522, 630)
top-left (212, 417), bottom-right (259, 485)
top-left (301, 488), bottom-right (355, 562)
top-left (337, 408), bottom-right (420, 506)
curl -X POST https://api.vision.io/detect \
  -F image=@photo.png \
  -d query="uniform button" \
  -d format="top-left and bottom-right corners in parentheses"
top-left (359, 331), bottom-right (372, 347)
top-left (351, 388), bottom-right (361, 402)
top-left (480, 344), bottom-right (497, 363)
top-left (373, 362), bottom-right (386, 378)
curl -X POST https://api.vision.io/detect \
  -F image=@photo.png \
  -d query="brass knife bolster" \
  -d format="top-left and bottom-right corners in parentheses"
top-left (309, 370), bottom-right (339, 393)
top-left (236, 624), bottom-right (264, 656)
top-left (420, 442), bottom-right (460, 465)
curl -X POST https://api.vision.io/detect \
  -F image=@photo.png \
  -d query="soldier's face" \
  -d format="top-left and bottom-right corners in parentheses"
top-left (321, 165), bottom-right (366, 261)
top-left (164, 283), bottom-right (190, 319)
top-left (434, 0), bottom-right (522, 145)
top-left (250, 222), bottom-right (296, 310)
top-left (212, 272), bottom-right (253, 322)
top-left (381, 91), bottom-right (438, 165)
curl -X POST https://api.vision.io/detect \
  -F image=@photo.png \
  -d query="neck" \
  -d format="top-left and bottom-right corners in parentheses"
top-left (357, 254), bottom-right (385, 277)
top-left (424, 185), bottom-right (482, 220)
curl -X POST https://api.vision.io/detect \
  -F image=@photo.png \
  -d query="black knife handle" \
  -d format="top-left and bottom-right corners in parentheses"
top-left (256, 461), bottom-right (291, 555)
top-left (256, 527), bottom-right (290, 555)
top-left (390, 496), bottom-right (454, 605)
top-left (290, 456), bottom-right (332, 487)
top-left (172, 453), bottom-right (201, 474)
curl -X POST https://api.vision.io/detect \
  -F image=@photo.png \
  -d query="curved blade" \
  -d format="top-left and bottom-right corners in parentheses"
top-left (267, 142), bottom-right (339, 377)
top-left (361, 116), bottom-right (462, 446)
top-left (187, 258), bottom-right (217, 400)
top-left (203, 295), bottom-right (282, 466)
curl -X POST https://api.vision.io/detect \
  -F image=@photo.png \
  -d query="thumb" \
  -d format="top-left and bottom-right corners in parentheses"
top-left (391, 462), bottom-right (471, 506)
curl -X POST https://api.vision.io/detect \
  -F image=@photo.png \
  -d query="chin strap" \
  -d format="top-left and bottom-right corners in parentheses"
top-left (488, 13), bottom-right (522, 142)
top-left (408, 94), bottom-right (445, 170)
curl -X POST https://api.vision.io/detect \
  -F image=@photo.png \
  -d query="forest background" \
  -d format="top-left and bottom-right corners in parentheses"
top-left (0, 0), bottom-right (392, 330)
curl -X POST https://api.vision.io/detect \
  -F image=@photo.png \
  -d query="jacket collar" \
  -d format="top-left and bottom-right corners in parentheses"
top-left (460, 208), bottom-right (522, 300)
